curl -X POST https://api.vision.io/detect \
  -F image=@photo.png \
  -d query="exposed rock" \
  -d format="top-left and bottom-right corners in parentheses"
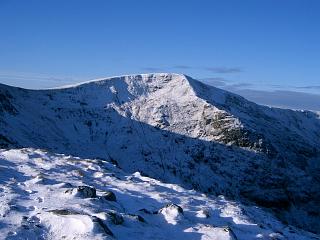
top-left (65, 186), bottom-right (97, 198)
top-left (106, 211), bottom-right (124, 225)
top-left (223, 226), bottom-right (238, 240)
top-left (92, 216), bottom-right (114, 236)
top-left (0, 90), bottom-right (18, 115)
top-left (103, 191), bottom-right (116, 202)
top-left (77, 186), bottom-right (96, 198)
top-left (127, 214), bottom-right (146, 223)
top-left (159, 203), bottom-right (183, 214)
top-left (21, 215), bottom-right (42, 230)
top-left (196, 209), bottom-right (210, 218)
top-left (73, 169), bottom-right (85, 177)
top-left (0, 134), bottom-right (16, 148)
top-left (158, 203), bottom-right (184, 225)
top-left (241, 189), bottom-right (291, 210)
top-left (48, 209), bottom-right (81, 215)
top-left (139, 208), bottom-right (157, 214)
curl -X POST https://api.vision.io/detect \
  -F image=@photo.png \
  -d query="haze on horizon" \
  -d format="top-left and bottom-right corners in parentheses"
top-left (0, 0), bottom-right (319, 111)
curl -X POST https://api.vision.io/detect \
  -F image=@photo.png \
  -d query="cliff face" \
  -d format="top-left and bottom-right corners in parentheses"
top-left (1, 73), bottom-right (319, 233)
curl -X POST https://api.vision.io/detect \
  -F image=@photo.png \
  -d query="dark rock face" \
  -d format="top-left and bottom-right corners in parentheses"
top-left (48, 209), bottom-right (114, 236)
top-left (138, 208), bottom-right (158, 214)
top-left (241, 189), bottom-right (291, 210)
top-left (127, 214), bottom-right (146, 223)
top-left (103, 191), bottom-right (117, 202)
top-left (75, 186), bottom-right (97, 198)
top-left (106, 211), bottom-right (124, 225)
top-left (92, 216), bottom-right (114, 236)
top-left (0, 90), bottom-right (17, 115)
top-left (48, 209), bottom-right (81, 215)
top-left (0, 134), bottom-right (15, 148)
top-left (159, 203), bottom-right (184, 214)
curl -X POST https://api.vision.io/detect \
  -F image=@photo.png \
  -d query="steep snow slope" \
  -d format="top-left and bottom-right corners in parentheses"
top-left (0, 73), bottom-right (319, 234)
top-left (0, 148), bottom-right (317, 240)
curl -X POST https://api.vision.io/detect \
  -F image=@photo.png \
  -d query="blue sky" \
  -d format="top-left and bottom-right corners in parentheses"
top-left (0, 0), bottom-right (319, 110)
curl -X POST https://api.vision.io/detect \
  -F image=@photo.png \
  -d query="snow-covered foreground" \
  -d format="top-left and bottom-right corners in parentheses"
top-left (0, 148), bottom-right (317, 240)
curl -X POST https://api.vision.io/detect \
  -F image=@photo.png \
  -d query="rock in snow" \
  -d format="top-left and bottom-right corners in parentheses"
top-left (0, 73), bottom-right (319, 239)
top-left (103, 191), bottom-right (117, 202)
top-left (158, 203), bottom-right (184, 225)
top-left (74, 186), bottom-right (97, 198)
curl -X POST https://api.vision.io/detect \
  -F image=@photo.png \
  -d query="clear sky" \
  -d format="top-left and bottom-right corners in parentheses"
top-left (0, 0), bottom-right (319, 110)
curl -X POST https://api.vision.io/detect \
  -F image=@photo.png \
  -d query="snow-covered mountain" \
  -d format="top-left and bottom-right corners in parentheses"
top-left (1, 73), bottom-right (319, 238)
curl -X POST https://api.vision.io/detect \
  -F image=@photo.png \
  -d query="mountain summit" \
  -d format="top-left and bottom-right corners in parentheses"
top-left (1, 73), bottom-right (319, 233)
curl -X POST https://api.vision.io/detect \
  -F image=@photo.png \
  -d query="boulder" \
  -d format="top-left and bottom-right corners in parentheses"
top-left (66, 186), bottom-right (96, 198)
top-left (106, 211), bottom-right (124, 225)
top-left (103, 191), bottom-right (116, 201)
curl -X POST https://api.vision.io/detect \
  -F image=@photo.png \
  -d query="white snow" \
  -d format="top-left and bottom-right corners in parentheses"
top-left (0, 148), bottom-right (316, 240)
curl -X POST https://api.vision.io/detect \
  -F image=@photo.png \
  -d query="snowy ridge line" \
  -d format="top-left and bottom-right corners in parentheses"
top-left (53, 73), bottom-right (182, 90)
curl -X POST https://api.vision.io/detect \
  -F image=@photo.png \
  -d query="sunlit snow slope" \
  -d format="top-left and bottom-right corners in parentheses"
top-left (0, 73), bottom-right (319, 236)
top-left (0, 148), bottom-right (317, 240)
